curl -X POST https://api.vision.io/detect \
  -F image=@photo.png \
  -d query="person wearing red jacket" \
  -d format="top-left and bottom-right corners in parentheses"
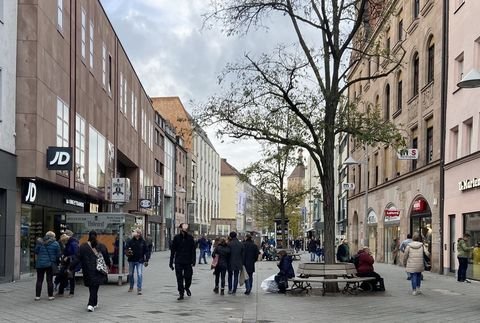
top-left (354, 247), bottom-right (385, 291)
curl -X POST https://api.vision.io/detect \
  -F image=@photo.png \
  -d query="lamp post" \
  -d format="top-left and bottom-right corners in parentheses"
top-left (343, 143), bottom-right (369, 248)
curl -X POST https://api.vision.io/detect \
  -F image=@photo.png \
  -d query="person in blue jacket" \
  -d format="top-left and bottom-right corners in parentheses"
top-left (34, 231), bottom-right (61, 301)
top-left (57, 230), bottom-right (79, 297)
top-left (275, 250), bottom-right (295, 293)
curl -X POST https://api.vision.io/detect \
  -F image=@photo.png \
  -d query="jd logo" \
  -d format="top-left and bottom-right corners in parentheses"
top-left (25, 182), bottom-right (37, 203)
top-left (46, 147), bottom-right (73, 170)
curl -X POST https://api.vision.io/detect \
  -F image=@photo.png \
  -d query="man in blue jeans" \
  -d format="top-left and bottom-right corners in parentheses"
top-left (126, 229), bottom-right (151, 295)
top-left (198, 234), bottom-right (209, 264)
top-left (227, 231), bottom-right (244, 294)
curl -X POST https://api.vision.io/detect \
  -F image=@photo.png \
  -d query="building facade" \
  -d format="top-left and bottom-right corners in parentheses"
top-left (346, 0), bottom-right (444, 272)
top-left (15, 0), bottom-right (164, 279)
top-left (0, 0), bottom-right (18, 282)
top-left (443, 0), bottom-right (480, 278)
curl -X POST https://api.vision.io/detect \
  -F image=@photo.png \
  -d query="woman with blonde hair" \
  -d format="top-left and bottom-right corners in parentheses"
top-left (403, 232), bottom-right (428, 295)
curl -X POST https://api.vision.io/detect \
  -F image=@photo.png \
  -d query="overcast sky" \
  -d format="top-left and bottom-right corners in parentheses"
top-left (100, 0), bottom-right (299, 171)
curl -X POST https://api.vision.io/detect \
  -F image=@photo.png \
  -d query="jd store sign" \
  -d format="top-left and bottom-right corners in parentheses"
top-left (46, 147), bottom-right (73, 171)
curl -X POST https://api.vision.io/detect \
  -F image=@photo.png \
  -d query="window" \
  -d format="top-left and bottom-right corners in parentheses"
top-left (141, 109), bottom-right (146, 141)
top-left (384, 84), bottom-right (390, 120)
top-left (56, 98), bottom-right (69, 147)
top-left (133, 96), bottom-right (137, 130)
top-left (102, 43), bottom-right (106, 87)
top-left (124, 79), bottom-right (128, 116)
top-left (131, 90), bottom-right (135, 127)
top-left (413, 53), bottom-right (419, 96)
top-left (455, 52), bottom-right (464, 84)
top-left (89, 19), bottom-right (94, 68)
top-left (463, 118), bottom-right (473, 155)
top-left (412, 137), bottom-right (418, 171)
top-left (88, 126), bottom-right (106, 188)
top-left (75, 114), bottom-right (86, 182)
top-left (155, 159), bottom-right (161, 174)
top-left (108, 55), bottom-right (112, 93)
top-left (160, 162), bottom-right (164, 176)
top-left (397, 76), bottom-right (403, 111)
top-left (119, 73), bottom-right (123, 113)
top-left (398, 19), bottom-right (403, 42)
top-left (413, 0), bottom-right (420, 19)
top-left (57, 0), bottom-right (63, 31)
top-left (427, 39), bottom-right (434, 83)
top-left (386, 36), bottom-right (391, 55)
top-left (450, 126), bottom-right (459, 161)
top-left (375, 55), bottom-right (380, 73)
top-left (81, 8), bottom-right (86, 60)
top-left (426, 126), bottom-right (433, 164)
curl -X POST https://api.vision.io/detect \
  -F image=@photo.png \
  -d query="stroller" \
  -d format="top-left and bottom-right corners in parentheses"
top-left (263, 245), bottom-right (277, 261)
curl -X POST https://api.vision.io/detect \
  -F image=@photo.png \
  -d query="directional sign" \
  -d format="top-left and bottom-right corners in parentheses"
top-left (139, 199), bottom-right (152, 209)
top-left (342, 183), bottom-right (355, 190)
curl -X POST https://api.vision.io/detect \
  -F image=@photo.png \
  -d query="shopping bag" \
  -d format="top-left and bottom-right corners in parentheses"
top-left (211, 255), bottom-right (219, 270)
top-left (261, 274), bottom-right (279, 293)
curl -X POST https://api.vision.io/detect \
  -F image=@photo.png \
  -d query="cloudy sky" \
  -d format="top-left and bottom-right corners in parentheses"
top-left (100, 0), bottom-right (299, 171)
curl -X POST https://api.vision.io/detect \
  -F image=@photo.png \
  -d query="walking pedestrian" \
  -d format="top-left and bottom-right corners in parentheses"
top-left (70, 230), bottom-right (111, 312)
top-left (34, 231), bottom-right (61, 301)
top-left (212, 237), bottom-right (230, 295)
top-left (126, 229), bottom-right (151, 295)
top-left (57, 230), bottom-right (79, 297)
top-left (308, 239), bottom-right (317, 262)
top-left (457, 233), bottom-right (474, 283)
top-left (403, 233), bottom-right (428, 296)
top-left (169, 223), bottom-right (196, 300)
top-left (227, 231), bottom-right (244, 295)
top-left (242, 234), bottom-right (260, 295)
top-left (198, 234), bottom-right (209, 264)
top-left (400, 233), bottom-right (413, 280)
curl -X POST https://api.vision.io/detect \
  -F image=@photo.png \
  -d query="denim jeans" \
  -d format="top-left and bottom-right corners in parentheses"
top-left (310, 252), bottom-right (316, 262)
top-left (128, 262), bottom-right (144, 289)
top-left (457, 257), bottom-right (469, 282)
top-left (199, 249), bottom-right (207, 264)
top-left (228, 269), bottom-right (240, 292)
top-left (410, 272), bottom-right (422, 290)
top-left (245, 272), bottom-right (254, 292)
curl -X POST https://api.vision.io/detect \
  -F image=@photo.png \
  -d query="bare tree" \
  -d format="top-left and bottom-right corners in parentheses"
top-left (197, 0), bottom-right (406, 265)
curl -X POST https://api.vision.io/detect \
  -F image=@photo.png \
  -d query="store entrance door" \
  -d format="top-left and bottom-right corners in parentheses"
top-left (449, 215), bottom-right (456, 273)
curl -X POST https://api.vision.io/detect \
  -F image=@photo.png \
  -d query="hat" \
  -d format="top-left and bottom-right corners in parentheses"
top-left (64, 230), bottom-right (74, 237)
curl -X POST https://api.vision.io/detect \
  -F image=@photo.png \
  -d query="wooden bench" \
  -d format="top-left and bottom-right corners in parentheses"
top-left (289, 262), bottom-right (377, 296)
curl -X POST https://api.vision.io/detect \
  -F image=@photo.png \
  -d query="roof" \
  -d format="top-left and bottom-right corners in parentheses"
top-left (221, 159), bottom-right (241, 176)
top-left (288, 164), bottom-right (306, 179)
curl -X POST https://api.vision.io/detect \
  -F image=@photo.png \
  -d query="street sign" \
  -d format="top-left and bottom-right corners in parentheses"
top-left (397, 148), bottom-right (418, 160)
top-left (342, 182), bottom-right (355, 190)
top-left (111, 178), bottom-right (130, 203)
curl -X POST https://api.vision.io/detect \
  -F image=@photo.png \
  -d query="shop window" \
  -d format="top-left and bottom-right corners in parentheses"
top-left (56, 98), bottom-right (69, 147)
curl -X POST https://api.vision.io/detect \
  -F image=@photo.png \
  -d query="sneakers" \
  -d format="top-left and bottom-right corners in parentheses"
top-left (213, 287), bottom-right (219, 294)
top-left (128, 287), bottom-right (133, 292)
top-left (465, 279), bottom-right (471, 283)
top-left (185, 288), bottom-right (191, 297)
top-left (416, 289), bottom-right (422, 294)
top-left (412, 290), bottom-right (418, 296)
top-left (87, 305), bottom-right (95, 312)
top-left (220, 289), bottom-right (225, 295)
top-left (34, 297), bottom-right (40, 301)
top-left (137, 289), bottom-right (142, 295)
top-left (48, 296), bottom-right (55, 301)
top-left (228, 290), bottom-right (233, 295)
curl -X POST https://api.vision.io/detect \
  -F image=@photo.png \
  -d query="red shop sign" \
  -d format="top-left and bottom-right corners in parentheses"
top-left (385, 209), bottom-right (400, 217)
top-left (413, 199), bottom-right (425, 212)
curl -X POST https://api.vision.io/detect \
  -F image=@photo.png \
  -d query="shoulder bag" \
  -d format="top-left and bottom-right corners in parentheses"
top-left (89, 243), bottom-right (109, 275)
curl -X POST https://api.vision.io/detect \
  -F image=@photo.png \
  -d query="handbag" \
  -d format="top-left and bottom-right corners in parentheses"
top-left (44, 245), bottom-right (59, 275)
top-left (90, 243), bottom-right (109, 275)
top-left (423, 246), bottom-right (431, 271)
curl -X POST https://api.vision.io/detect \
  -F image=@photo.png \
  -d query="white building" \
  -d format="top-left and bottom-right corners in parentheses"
top-left (0, 0), bottom-right (17, 282)
top-left (193, 129), bottom-right (220, 235)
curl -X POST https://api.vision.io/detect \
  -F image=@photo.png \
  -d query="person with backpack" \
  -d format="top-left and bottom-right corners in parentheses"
top-left (354, 246), bottom-right (385, 291)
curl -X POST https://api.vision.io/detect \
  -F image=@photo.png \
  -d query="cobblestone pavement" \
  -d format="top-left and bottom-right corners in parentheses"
top-left (1, 251), bottom-right (479, 322)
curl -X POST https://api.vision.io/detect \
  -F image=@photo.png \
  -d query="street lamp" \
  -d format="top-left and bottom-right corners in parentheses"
top-left (457, 69), bottom-right (480, 88)
top-left (343, 143), bottom-right (369, 248)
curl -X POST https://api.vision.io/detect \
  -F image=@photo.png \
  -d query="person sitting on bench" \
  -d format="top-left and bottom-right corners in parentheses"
top-left (354, 246), bottom-right (385, 291)
top-left (275, 250), bottom-right (295, 293)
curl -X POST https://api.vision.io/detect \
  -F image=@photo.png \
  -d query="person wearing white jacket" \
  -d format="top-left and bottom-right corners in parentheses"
top-left (403, 233), bottom-right (429, 296)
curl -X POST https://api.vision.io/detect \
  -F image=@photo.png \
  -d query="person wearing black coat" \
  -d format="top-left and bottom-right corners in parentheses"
top-left (227, 231), bottom-right (244, 295)
top-left (169, 223), bottom-right (196, 300)
top-left (243, 234), bottom-right (260, 295)
top-left (212, 237), bottom-right (230, 295)
top-left (70, 230), bottom-right (111, 312)
top-left (126, 229), bottom-right (151, 295)
top-left (276, 250), bottom-right (295, 293)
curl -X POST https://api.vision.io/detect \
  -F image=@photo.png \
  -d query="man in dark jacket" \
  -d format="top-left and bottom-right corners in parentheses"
top-left (126, 229), bottom-right (151, 295)
top-left (57, 230), bottom-right (79, 297)
top-left (227, 231), bottom-right (244, 295)
top-left (169, 223), bottom-right (196, 300)
top-left (336, 239), bottom-right (350, 262)
top-left (242, 234), bottom-right (259, 295)
top-left (197, 234), bottom-right (209, 264)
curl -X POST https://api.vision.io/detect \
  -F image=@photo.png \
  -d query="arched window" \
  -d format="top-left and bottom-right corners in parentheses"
top-left (397, 71), bottom-right (403, 111)
top-left (385, 84), bottom-right (390, 120)
top-left (412, 52), bottom-right (419, 96)
top-left (427, 37), bottom-right (435, 83)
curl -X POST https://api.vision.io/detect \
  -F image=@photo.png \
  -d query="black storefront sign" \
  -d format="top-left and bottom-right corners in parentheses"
top-left (46, 147), bottom-right (73, 171)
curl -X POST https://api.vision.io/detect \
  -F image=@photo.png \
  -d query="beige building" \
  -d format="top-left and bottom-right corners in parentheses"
top-left (346, 0), bottom-right (443, 272)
